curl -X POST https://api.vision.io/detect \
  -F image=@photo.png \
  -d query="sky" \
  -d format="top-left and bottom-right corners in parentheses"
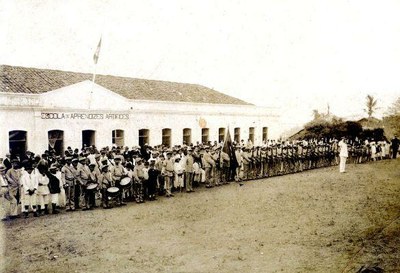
top-left (1, 0), bottom-right (400, 133)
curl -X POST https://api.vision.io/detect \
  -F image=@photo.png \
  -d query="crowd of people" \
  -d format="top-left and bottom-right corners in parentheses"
top-left (1, 135), bottom-right (399, 220)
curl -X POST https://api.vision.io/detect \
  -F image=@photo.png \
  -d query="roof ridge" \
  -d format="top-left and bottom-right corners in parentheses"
top-left (0, 64), bottom-right (252, 105)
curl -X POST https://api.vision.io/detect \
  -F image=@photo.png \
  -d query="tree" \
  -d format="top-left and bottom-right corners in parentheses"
top-left (383, 115), bottom-right (400, 138)
top-left (382, 96), bottom-right (400, 138)
top-left (386, 96), bottom-right (400, 116)
top-left (364, 95), bottom-right (378, 119)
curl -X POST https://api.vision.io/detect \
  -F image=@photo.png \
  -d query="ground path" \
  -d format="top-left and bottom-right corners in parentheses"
top-left (1, 159), bottom-right (399, 273)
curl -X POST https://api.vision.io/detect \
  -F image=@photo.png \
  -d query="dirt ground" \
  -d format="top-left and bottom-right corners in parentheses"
top-left (1, 159), bottom-right (399, 273)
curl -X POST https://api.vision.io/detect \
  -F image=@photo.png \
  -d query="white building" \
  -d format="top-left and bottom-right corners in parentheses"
top-left (0, 65), bottom-right (279, 156)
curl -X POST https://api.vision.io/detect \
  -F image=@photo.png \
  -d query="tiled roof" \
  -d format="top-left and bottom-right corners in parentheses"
top-left (0, 65), bottom-right (251, 105)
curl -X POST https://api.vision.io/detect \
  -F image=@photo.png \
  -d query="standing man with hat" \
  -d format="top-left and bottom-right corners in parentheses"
top-left (5, 159), bottom-right (21, 218)
top-left (47, 163), bottom-right (61, 214)
top-left (162, 152), bottom-right (174, 197)
top-left (99, 164), bottom-right (113, 209)
top-left (36, 164), bottom-right (50, 216)
top-left (61, 157), bottom-right (78, 211)
top-left (211, 146), bottom-right (221, 186)
top-left (133, 158), bottom-right (145, 203)
top-left (202, 147), bottom-right (215, 188)
top-left (338, 137), bottom-right (349, 173)
top-left (20, 161), bottom-right (39, 218)
top-left (391, 135), bottom-right (399, 159)
top-left (183, 148), bottom-right (195, 192)
top-left (78, 157), bottom-right (91, 210)
top-left (147, 160), bottom-right (159, 200)
top-left (155, 154), bottom-right (165, 195)
top-left (110, 155), bottom-right (127, 205)
top-left (71, 157), bottom-right (82, 209)
top-left (87, 163), bottom-right (99, 208)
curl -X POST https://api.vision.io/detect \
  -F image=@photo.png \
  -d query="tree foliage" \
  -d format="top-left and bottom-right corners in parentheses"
top-left (383, 115), bottom-right (400, 138)
top-left (381, 96), bottom-right (400, 138)
top-left (386, 96), bottom-right (400, 116)
top-left (291, 118), bottom-right (387, 141)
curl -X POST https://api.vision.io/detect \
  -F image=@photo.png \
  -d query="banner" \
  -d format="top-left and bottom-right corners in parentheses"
top-left (223, 127), bottom-right (238, 169)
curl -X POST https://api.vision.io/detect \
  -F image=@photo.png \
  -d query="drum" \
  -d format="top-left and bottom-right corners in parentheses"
top-left (86, 183), bottom-right (98, 191)
top-left (107, 186), bottom-right (120, 197)
top-left (120, 177), bottom-right (132, 188)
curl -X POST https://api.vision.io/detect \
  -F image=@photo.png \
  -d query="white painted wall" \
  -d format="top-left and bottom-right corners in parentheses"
top-left (0, 81), bottom-right (280, 156)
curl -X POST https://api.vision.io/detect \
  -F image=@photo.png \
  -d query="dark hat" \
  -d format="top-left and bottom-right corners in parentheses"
top-left (24, 162), bottom-right (33, 170)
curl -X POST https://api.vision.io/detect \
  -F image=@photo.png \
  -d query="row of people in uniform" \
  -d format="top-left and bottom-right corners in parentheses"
top-left (1, 137), bottom-right (398, 220)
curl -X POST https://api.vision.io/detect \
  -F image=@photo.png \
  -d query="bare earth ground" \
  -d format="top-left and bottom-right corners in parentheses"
top-left (1, 159), bottom-right (399, 273)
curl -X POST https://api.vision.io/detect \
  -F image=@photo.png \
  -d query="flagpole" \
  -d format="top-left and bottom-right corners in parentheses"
top-left (92, 63), bottom-right (97, 83)
top-left (89, 62), bottom-right (97, 109)
top-left (89, 36), bottom-right (102, 109)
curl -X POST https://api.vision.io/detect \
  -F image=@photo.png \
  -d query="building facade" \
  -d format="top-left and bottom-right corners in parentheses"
top-left (0, 66), bottom-right (279, 156)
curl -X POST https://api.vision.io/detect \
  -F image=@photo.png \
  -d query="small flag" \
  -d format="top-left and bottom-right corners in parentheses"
top-left (93, 37), bottom-right (102, 64)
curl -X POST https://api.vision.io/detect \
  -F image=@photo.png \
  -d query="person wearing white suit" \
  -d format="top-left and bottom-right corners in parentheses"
top-left (338, 137), bottom-right (348, 173)
top-left (36, 168), bottom-right (50, 215)
top-left (20, 164), bottom-right (39, 217)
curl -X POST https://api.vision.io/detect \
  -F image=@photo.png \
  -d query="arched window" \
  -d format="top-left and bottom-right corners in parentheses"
top-left (218, 128), bottom-right (226, 142)
top-left (9, 130), bottom-right (27, 156)
top-left (262, 127), bottom-right (268, 142)
top-left (162, 128), bottom-right (172, 147)
top-left (183, 128), bottom-right (192, 145)
top-left (139, 129), bottom-right (150, 147)
top-left (249, 127), bottom-right (255, 143)
top-left (48, 130), bottom-right (64, 155)
top-left (201, 128), bottom-right (209, 144)
top-left (234, 128), bottom-right (240, 143)
top-left (112, 129), bottom-right (125, 147)
top-left (82, 130), bottom-right (96, 148)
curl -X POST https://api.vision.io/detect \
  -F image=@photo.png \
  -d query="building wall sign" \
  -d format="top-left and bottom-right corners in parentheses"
top-left (40, 112), bottom-right (129, 120)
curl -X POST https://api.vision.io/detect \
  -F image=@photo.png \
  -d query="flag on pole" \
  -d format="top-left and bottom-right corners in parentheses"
top-left (223, 127), bottom-right (238, 169)
top-left (93, 37), bottom-right (102, 64)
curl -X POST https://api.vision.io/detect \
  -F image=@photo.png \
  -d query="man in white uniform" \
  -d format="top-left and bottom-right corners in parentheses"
top-left (20, 162), bottom-right (39, 218)
top-left (338, 137), bottom-right (348, 173)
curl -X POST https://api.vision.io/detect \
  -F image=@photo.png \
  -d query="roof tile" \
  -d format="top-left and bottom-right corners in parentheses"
top-left (0, 65), bottom-right (251, 105)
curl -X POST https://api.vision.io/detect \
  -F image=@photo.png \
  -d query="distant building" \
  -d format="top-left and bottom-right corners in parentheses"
top-left (0, 65), bottom-right (279, 156)
top-left (357, 117), bottom-right (382, 130)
